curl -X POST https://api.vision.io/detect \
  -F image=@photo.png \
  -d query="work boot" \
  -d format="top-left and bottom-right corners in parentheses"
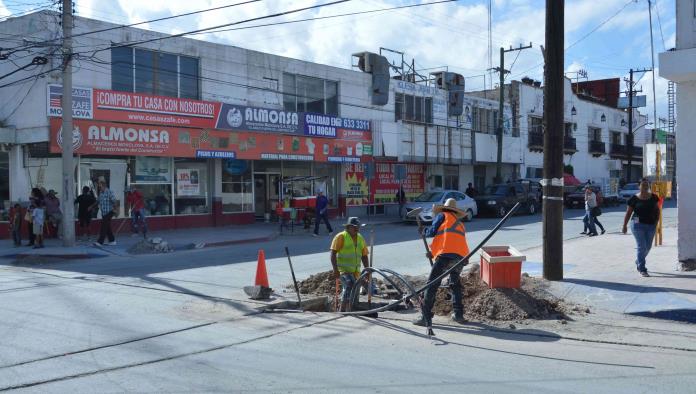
top-left (451, 312), bottom-right (466, 324)
top-left (412, 314), bottom-right (431, 327)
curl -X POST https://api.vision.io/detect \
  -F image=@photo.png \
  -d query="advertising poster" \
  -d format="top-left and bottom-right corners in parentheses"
top-left (50, 118), bottom-right (372, 163)
top-left (47, 84), bottom-right (93, 119)
top-left (135, 156), bottom-right (171, 182)
top-left (343, 163), bottom-right (369, 206)
top-left (370, 162), bottom-right (425, 203)
top-left (176, 169), bottom-right (200, 196)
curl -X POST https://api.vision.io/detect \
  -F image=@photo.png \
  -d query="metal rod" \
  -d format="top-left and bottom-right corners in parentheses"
top-left (284, 246), bottom-right (302, 307)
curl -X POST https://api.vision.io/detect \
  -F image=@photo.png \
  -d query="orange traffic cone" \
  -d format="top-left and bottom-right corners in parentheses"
top-left (255, 249), bottom-right (270, 288)
top-left (244, 249), bottom-right (271, 300)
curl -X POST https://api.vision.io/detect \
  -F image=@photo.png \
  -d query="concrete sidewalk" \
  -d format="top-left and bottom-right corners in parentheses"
top-left (522, 224), bottom-right (696, 323)
top-left (0, 216), bottom-right (402, 259)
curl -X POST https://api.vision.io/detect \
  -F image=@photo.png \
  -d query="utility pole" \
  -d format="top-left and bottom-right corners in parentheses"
top-left (492, 43), bottom-right (532, 184)
top-left (542, 0), bottom-right (564, 281)
top-left (624, 67), bottom-right (651, 183)
top-left (61, 0), bottom-right (76, 246)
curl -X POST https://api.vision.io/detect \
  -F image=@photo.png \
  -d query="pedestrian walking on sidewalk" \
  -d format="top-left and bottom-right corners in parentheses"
top-left (10, 203), bottom-right (22, 246)
top-left (75, 186), bottom-right (97, 241)
top-left (127, 186), bottom-right (148, 238)
top-left (330, 217), bottom-right (369, 312)
top-left (414, 198), bottom-right (470, 326)
top-left (313, 190), bottom-right (333, 236)
top-left (30, 189), bottom-right (45, 249)
top-left (94, 181), bottom-right (117, 247)
top-left (581, 187), bottom-right (598, 236)
top-left (396, 186), bottom-right (406, 218)
top-left (622, 178), bottom-right (661, 277)
top-left (45, 190), bottom-right (63, 239)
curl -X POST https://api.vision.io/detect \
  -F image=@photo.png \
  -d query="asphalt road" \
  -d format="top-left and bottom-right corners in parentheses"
top-left (2, 200), bottom-right (693, 392)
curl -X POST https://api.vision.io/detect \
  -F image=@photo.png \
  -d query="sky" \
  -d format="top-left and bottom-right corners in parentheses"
top-left (0, 0), bottom-right (676, 125)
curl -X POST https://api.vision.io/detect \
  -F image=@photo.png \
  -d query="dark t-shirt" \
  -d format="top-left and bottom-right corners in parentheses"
top-left (75, 194), bottom-right (97, 218)
top-left (628, 193), bottom-right (660, 225)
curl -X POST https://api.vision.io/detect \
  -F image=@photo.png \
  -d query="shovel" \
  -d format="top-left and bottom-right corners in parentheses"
top-left (284, 246), bottom-right (302, 308)
top-left (406, 207), bottom-right (433, 266)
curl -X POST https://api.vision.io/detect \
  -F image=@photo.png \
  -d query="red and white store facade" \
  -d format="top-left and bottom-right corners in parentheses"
top-left (0, 85), bottom-right (381, 237)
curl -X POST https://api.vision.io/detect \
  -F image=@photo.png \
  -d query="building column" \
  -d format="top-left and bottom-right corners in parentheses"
top-left (676, 81), bottom-right (696, 265)
top-left (9, 145), bottom-right (30, 202)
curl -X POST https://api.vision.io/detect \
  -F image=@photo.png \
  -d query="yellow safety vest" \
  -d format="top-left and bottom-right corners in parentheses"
top-left (336, 231), bottom-right (365, 274)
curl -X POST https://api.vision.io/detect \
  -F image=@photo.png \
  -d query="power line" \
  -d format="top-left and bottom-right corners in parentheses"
top-left (653, 0), bottom-right (666, 50)
top-left (1, 0), bottom-right (261, 55)
top-left (510, 0), bottom-right (636, 80)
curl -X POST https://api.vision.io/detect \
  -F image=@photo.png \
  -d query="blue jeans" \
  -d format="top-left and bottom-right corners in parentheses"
top-left (631, 222), bottom-right (656, 273)
top-left (339, 273), bottom-right (358, 302)
top-left (131, 208), bottom-right (148, 235)
top-left (313, 211), bottom-right (333, 235)
top-left (583, 210), bottom-right (597, 234)
top-left (422, 255), bottom-right (464, 317)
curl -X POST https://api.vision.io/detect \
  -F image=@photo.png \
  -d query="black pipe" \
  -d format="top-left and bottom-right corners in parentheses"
top-left (340, 202), bottom-right (521, 317)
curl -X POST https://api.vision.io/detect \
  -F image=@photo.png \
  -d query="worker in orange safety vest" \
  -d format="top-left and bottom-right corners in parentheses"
top-left (413, 198), bottom-right (470, 326)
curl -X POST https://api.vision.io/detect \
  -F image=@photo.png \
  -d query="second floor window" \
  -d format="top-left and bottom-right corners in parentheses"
top-left (111, 47), bottom-right (200, 99)
top-left (588, 126), bottom-right (603, 142)
top-left (564, 122), bottom-right (575, 137)
top-left (528, 116), bottom-right (543, 135)
top-left (611, 131), bottom-right (622, 145)
top-left (283, 73), bottom-right (338, 116)
top-left (395, 93), bottom-right (433, 123)
top-left (472, 107), bottom-right (498, 134)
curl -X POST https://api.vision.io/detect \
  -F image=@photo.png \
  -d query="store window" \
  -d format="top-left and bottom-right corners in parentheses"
top-left (174, 159), bottom-right (209, 215)
top-left (0, 152), bottom-right (9, 221)
top-left (221, 159), bottom-right (253, 213)
top-left (314, 163), bottom-right (338, 205)
top-left (444, 165), bottom-right (459, 191)
top-left (111, 47), bottom-right (200, 99)
top-left (282, 161), bottom-right (312, 198)
top-left (130, 157), bottom-right (173, 216)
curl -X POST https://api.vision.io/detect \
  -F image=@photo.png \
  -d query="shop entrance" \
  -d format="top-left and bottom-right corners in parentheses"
top-left (78, 160), bottom-right (127, 218)
top-left (253, 173), bottom-right (281, 218)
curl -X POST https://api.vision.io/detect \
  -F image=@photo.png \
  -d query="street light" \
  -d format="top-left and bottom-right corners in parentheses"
top-left (600, 113), bottom-right (606, 122)
top-left (621, 119), bottom-right (627, 127)
top-left (571, 106), bottom-right (577, 116)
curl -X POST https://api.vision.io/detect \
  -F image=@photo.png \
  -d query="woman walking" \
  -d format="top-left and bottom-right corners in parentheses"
top-left (622, 178), bottom-right (661, 277)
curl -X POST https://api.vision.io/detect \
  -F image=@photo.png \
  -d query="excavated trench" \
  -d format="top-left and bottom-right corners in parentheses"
top-left (275, 264), bottom-right (582, 322)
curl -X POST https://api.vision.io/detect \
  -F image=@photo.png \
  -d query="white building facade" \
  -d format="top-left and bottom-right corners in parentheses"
top-left (0, 11), bottom-right (479, 235)
top-left (659, 0), bottom-right (696, 266)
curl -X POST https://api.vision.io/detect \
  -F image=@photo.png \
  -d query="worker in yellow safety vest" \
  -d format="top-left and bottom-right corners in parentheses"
top-left (330, 217), bottom-right (370, 312)
top-left (414, 198), bottom-right (470, 326)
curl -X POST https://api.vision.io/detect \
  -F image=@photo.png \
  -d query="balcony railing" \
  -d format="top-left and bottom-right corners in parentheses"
top-left (610, 143), bottom-right (626, 158)
top-left (564, 136), bottom-right (577, 154)
top-left (588, 140), bottom-right (605, 156)
top-left (528, 131), bottom-right (544, 151)
top-left (629, 146), bottom-right (642, 158)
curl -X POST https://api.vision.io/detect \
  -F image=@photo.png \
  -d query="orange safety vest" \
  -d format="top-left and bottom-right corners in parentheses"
top-left (430, 211), bottom-right (470, 259)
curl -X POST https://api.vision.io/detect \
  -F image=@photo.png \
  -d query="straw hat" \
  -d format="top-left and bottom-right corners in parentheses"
top-left (342, 217), bottom-right (366, 228)
top-left (432, 198), bottom-right (467, 218)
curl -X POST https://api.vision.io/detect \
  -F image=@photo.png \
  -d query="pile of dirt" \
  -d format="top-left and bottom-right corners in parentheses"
top-left (127, 238), bottom-right (173, 254)
top-left (296, 271), bottom-right (337, 295)
top-left (431, 264), bottom-right (569, 321)
top-left (294, 271), bottom-right (384, 295)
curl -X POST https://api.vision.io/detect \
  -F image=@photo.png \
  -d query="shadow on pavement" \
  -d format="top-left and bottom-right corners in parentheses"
top-left (563, 278), bottom-right (696, 297)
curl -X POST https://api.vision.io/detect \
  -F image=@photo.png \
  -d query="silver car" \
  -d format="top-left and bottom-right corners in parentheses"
top-left (403, 189), bottom-right (478, 223)
top-left (619, 183), bottom-right (639, 202)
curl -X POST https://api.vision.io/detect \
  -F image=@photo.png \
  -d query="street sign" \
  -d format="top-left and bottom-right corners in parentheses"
top-left (617, 95), bottom-right (647, 109)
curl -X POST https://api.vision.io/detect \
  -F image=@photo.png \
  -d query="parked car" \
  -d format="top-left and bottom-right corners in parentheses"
top-left (619, 183), bottom-right (640, 202)
top-left (403, 190), bottom-right (477, 223)
top-left (474, 182), bottom-right (540, 217)
top-left (565, 185), bottom-right (604, 209)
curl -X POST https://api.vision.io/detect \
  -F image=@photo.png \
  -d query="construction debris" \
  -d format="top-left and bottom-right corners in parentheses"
top-left (431, 264), bottom-right (573, 321)
top-left (127, 238), bottom-right (174, 254)
top-left (296, 264), bottom-right (581, 322)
